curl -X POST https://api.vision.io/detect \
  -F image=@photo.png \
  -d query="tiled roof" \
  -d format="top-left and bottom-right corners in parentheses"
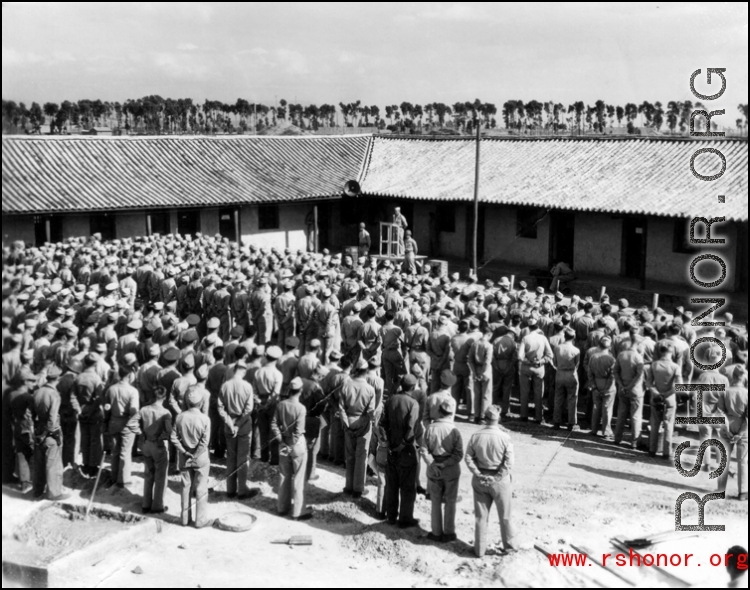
top-left (359, 137), bottom-right (748, 221)
top-left (3, 135), bottom-right (747, 222)
top-left (2, 135), bottom-right (371, 213)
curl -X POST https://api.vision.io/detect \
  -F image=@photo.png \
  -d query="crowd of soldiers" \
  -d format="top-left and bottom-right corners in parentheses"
top-left (1, 230), bottom-right (747, 554)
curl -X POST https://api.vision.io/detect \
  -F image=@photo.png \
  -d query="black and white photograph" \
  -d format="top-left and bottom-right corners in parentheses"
top-left (1, 2), bottom-right (748, 587)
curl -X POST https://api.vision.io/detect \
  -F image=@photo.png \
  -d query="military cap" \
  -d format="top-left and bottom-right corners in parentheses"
top-left (330, 349), bottom-right (343, 361)
top-left (289, 377), bottom-right (304, 392)
top-left (182, 354), bottom-right (195, 369)
top-left (127, 319), bottom-right (143, 330)
top-left (401, 374), bottom-right (418, 390)
top-left (285, 336), bottom-right (300, 349)
top-left (46, 365), bottom-right (63, 379)
top-left (186, 314), bottom-right (200, 326)
top-left (183, 330), bottom-right (198, 344)
top-left (95, 342), bottom-right (107, 353)
top-left (439, 399), bottom-right (456, 416)
top-left (164, 348), bottom-right (181, 363)
top-left (207, 317), bottom-right (221, 330)
top-left (484, 405), bottom-right (501, 422)
top-left (265, 346), bottom-right (282, 360)
top-left (441, 369), bottom-right (457, 387)
top-left (185, 387), bottom-right (203, 409)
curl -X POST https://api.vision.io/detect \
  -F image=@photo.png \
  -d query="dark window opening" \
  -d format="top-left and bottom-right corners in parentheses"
top-left (259, 205), bottom-right (279, 230)
top-left (435, 203), bottom-right (456, 232)
top-left (673, 218), bottom-right (699, 254)
top-left (33, 215), bottom-right (63, 246)
top-left (177, 210), bottom-right (200, 237)
top-left (90, 213), bottom-right (116, 241)
top-left (219, 207), bottom-right (237, 240)
top-left (517, 207), bottom-right (545, 239)
top-left (149, 210), bottom-right (170, 236)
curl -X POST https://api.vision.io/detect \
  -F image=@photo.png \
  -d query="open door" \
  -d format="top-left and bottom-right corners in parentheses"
top-left (177, 209), bottom-right (200, 237)
top-left (549, 210), bottom-right (576, 267)
top-left (622, 217), bottom-right (647, 283)
top-left (219, 207), bottom-right (237, 241)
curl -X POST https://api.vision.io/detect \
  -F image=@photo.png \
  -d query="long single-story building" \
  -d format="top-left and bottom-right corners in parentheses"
top-left (2, 134), bottom-right (747, 292)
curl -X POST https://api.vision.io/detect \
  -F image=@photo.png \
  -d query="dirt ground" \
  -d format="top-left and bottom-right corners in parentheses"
top-left (2, 410), bottom-right (748, 588)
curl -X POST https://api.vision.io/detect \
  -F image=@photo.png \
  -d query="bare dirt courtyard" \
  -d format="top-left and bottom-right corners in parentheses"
top-left (3, 415), bottom-right (748, 588)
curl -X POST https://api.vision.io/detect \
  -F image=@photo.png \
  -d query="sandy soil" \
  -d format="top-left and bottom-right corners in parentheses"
top-left (2, 413), bottom-right (748, 588)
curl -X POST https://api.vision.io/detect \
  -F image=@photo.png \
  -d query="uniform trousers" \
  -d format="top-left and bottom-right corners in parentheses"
top-left (180, 463), bottom-right (210, 527)
top-left (553, 370), bottom-right (579, 426)
top-left (519, 364), bottom-right (545, 421)
top-left (344, 425), bottom-right (372, 494)
top-left (224, 430), bottom-right (251, 496)
top-left (472, 473), bottom-right (517, 557)
top-left (79, 421), bottom-right (103, 473)
top-left (591, 387), bottom-right (616, 437)
top-left (428, 476), bottom-right (459, 536)
top-left (278, 444), bottom-right (308, 517)
top-left (473, 375), bottom-right (492, 421)
top-left (493, 362), bottom-right (515, 415)
top-left (614, 391), bottom-right (644, 445)
top-left (142, 440), bottom-right (169, 511)
top-left (33, 435), bottom-right (63, 499)
top-left (648, 394), bottom-right (676, 456)
top-left (111, 428), bottom-right (137, 485)
top-left (385, 445), bottom-right (418, 524)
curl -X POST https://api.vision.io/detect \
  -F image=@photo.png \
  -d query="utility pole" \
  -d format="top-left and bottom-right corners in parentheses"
top-left (472, 118), bottom-right (481, 278)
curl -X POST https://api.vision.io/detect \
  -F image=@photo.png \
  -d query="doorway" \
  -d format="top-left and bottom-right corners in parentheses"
top-left (177, 210), bottom-right (200, 237)
top-left (90, 213), bottom-right (116, 241)
top-left (622, 217), bottom-right (647, 280)
top-left (149, 210), bottom-right (171, 236)
top-left (34, 215), bottom-right (63, 245)
top-left (219, 207), bottom-right (237, 241)
top-left (549, 210), bottom-right (576, 267)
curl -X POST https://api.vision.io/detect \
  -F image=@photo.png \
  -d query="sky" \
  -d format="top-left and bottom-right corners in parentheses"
top-left (2, 2), bottom-right (748, 111)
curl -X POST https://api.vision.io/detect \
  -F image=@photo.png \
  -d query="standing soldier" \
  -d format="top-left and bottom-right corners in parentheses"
top-left (517, 315), bottom-right (553, 423)
top-left (465, 405), bottom-right (517, 557)
top-left (717, 366), bottom-right (748, 500)
top-left (171, 388), bottom-right (213, 528)
top-left (58, 358), bottom-right (82, 468)
top-left (422, 400), bottom-right (463, 543)
top-left (212, 280), bottom-right (232, 343)
top-left (587, 335), bottom-right (617, 439)
top-left (75, 354), bottom-right (105, 477)
top-left (646, 344), bottom-right (680, 460)
top-left (316, 288), bottom-right (338, 365)
top-left (274, 280), bottom-right (296, 349)
top-left (450, 320), bottom-right (475, 419)
top-left (613, 338), bottom-right (645, 448)
top-left (272, 377), bottom-right (312, 520)
top-left (217, 359), bottom-right (257, 499)
top-left (9, 368), bottom-right (38, 492)
top-left (140, 386), bottom-right (171, 514)
top-left (552, 328), bottom-right (580, 431)
top-left (426, 313), bottom-right (452, 394)
top-left (250, 277), bottom-right (273, 346)
top-left (104, 366), bottom-right (140, 488)
top-left (392, 207), bottom-right (408, 256)
top-left (296, 284), bottom-right (318, 355)
top-left (492, 325), bottom-right (517, 420)
top-left (382, 374), bottom-right (420, 528)
top-left (254, 346), bottom-right (284, 466)
top-left (339, 358), bottom-right (376, 499)
top-left (32, 366), bottom-right (69, 501)
top-left (468, 331), bottom-right (494, 425)
top-left (358, 223), bottom-right (371, 259)
top-left (380, 310), bottom-right (405, 397)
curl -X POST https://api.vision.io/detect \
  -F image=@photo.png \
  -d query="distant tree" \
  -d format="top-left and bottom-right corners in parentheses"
top-left (385, 105), bottom-right (394, 126)
top-left (624, 103), bottom-right (638, 130)
top-left (568, 101), bottom-right (585, 134)
top-left (679, 100), bottom-right (693, 132)
top-left (653, 101), bottom-right (664, 131)
top-left (638, 101), bottom-right (655, 127)
top-left (666, 101), bottom-right (681, 134)
top-left (738, 103), bottom-right (748, 133)
top-left (593, 100), bottom-right (606, 132)
top-left (615, 105), bottom-right (624, 127)
top-left (42, 102), bottom-right (58, 132)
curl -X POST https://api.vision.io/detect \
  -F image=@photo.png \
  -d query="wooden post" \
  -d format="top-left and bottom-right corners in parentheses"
top-left (234, 208), bottom-right (240, 243)
top-left (510, 275), bottom-right (515, 291)
top-left (652, 293), bottom-right (660, 311)
top-left (599, 286), bottom-right (607, 300)
top-left (146, 213), bottom-right (152, 236)
top-left (472, 120), bottom-right (481, 277)
top-left (45, 218), bottom-right (51, 243)
top-left (313, 205), bottom-right (319, 253)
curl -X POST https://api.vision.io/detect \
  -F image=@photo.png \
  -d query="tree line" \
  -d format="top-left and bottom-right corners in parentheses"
top-left (2, 96), bottom-right (747, 136)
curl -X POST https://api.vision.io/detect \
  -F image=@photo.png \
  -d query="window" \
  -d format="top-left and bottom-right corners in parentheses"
top-left (516, 207), bottom-right (545, 239)
top-left (149, 210), bottom-right (171, 236)
top-left (435, 203), bottom-right (456, 232)
top-left (673, 218), bottom-right (699, 253)
top-left (259, 205), bottom-right (279, 230)
top-left (33, 215), bottom-right (63, 245)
